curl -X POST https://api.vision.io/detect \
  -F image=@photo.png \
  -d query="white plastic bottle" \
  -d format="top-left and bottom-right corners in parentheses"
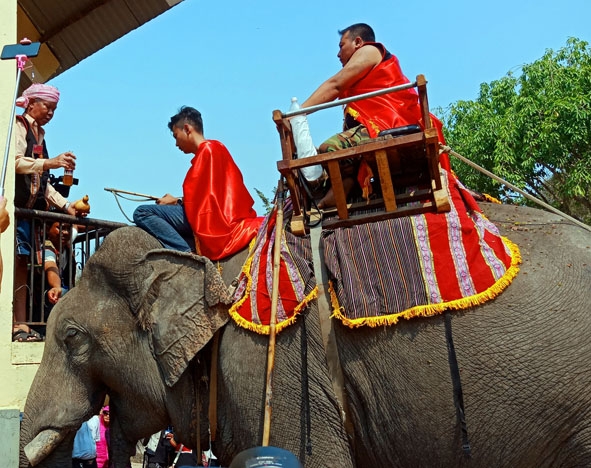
top-left (289, 97), bottom-right (323, 182)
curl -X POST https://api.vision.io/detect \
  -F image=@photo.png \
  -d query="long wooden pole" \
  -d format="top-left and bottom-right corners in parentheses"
top-left (262, 179), bottom-right (285, 446)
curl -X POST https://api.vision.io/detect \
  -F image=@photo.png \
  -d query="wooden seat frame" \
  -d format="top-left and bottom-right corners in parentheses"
top-left (273, 75), bottom-right (450, 234)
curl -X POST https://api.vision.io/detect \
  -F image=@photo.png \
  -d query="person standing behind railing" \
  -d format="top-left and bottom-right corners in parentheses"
top-left (299, 23), bottom-right (447, 208)
top-left (41, 221), bottom-right (75, 314)
top-left (12, 83), bottom-right (87, 342)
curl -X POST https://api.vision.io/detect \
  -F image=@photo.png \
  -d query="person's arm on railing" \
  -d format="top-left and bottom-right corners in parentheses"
top-left (45, 255), bottom-right (63, 305)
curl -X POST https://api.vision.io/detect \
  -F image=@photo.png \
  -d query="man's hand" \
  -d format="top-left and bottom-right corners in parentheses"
top-left (157, 193), bottom-right (181, 205)
top-left (44, 151), bottom-right (76, 171)
top-left (66, 197), bottom-right (90, 217)
top-left (47, 286), bottom-right (63, 304)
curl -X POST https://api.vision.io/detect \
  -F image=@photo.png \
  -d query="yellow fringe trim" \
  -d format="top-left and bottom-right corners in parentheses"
top-left (229, 235), bottom-right (522, 332)
top-left (229, 286), bottom-right (318, 335)
top-left (228, 235), bottom-right (319, 335)
top-left (328, 280), bottom-right (344, 318)
top-left (483, 193), bottom-right (503, 204)
top-left (332, 236), bottom-right (521, 328)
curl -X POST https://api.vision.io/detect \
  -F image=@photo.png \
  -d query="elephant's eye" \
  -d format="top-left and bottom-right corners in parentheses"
top-left (64, 326), bottom-right (90, 358)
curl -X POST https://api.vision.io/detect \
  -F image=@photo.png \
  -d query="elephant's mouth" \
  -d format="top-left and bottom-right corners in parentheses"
top-left (24, 428), bottom-right (68, 466)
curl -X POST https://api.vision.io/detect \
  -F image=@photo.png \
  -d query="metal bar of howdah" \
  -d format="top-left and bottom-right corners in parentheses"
top-left (282, 81), bottom-right (418, 118)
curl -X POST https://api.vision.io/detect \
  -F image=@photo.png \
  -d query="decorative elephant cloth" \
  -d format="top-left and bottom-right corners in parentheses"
top-left (230, 170), bottom-right (520, 334)
top-left (229, 210), bottom-right (318, 334)
top-left (324, 170), bottom-right (520, 327)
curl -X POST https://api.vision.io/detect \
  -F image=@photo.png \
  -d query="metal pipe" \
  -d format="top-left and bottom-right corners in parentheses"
top-left (1, 64), bottom-right (23, 197)
top-left (282, 81), bottom-right (418, 118)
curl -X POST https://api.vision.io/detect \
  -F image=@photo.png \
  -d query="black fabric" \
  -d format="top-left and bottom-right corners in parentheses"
top-left (72, 458), bottom-right (97, 468)
top-left (300, 314), bottom-right (312, 456)
top-left (175, 450), bottom-right (198, 466)
top-left (377, 124), bottom-right (421, 137)
top-left (444, 312), bottom-right (471, 457)
top-left (145, 431), bottom-right (174, 466)
top-left (14, 114), bottom-right (50, 210)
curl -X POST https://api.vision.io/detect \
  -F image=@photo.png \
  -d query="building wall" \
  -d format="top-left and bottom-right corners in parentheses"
top-left (0, 2), bottom-right (44, 466)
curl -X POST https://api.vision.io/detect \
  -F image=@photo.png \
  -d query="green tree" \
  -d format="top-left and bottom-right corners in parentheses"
top-left (441, 37), bottom-right (591, 222)
top-left (254, 187), bottom-right (276, 214)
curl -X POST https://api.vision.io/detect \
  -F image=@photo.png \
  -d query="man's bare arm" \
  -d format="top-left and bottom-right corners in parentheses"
top-left (302, 45), bottom-right (382, 108)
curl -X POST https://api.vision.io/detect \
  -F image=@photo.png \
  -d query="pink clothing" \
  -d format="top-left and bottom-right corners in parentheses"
top-left (96, 417), bottom-right (109, 468)
top-left (15, 83), bottom-right (60, 108)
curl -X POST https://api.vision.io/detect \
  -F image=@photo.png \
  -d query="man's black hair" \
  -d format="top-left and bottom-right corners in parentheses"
top-left (168, 106), bottom-right (204, 134)
top-left (338, 23), bottom-right (375, 42)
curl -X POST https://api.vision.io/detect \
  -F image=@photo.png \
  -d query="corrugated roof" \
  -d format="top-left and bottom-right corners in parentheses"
top-left (16, 0), bottom-right (183, 90)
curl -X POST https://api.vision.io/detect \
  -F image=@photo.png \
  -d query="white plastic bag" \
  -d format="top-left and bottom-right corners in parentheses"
top-left (289, 98), bottom-right (323, 182)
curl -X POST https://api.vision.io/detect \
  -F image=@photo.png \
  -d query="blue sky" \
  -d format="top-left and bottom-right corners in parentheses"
top-left (41, 0), bottom-right (591, 223)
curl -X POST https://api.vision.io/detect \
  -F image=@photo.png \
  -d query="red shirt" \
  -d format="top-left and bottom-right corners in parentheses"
top-left (182, 140), bottom-right (263, 260)
top-left (340, 43), bottom-right (450, 170)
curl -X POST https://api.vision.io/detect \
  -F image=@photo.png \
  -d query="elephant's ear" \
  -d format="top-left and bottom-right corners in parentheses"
top-left (133, 249), bottom-right (232, 387)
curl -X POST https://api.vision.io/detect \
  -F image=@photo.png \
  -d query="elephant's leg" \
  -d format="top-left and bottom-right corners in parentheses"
top-left (109, 411), bottom-right (141, 467)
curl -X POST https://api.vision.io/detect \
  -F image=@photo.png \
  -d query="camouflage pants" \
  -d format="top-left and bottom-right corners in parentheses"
top-left (318, 124), bottom-right (371, 153)
top-left (318, 125), bottom-right (370, 177)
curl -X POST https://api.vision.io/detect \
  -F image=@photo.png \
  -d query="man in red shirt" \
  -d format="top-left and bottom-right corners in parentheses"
top-left (301, 23), bottom-right (446, 208)
top-left (133, 106), bottom-right (262, 260)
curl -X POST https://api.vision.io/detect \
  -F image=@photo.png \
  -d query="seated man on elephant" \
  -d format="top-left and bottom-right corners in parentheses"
top-left (133, 106), bottom-right (263, 260)
top-left (300, 22), bottom-right (448, 208)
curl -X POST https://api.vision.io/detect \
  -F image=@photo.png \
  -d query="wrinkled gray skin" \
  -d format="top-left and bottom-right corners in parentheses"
top-left (20, 204), bottom-right (591, 467)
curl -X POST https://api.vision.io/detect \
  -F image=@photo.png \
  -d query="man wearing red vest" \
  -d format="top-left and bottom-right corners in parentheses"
top-left (301, 23), bottom-right (447, 208)
top-left (133, 106), bottom-right (262, 260)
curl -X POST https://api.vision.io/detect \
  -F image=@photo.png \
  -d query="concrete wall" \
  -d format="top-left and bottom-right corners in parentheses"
top-left (0, 1), bottom-right (44, 466)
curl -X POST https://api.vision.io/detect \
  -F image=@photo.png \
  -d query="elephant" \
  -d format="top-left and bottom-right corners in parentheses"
top-left (20, 202), bottom-right (591, 467)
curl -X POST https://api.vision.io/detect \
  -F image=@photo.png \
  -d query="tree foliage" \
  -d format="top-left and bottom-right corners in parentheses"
top-left (254, 187), bottom-right (276, 214)
top-left (441, 38), bottom-right (591, 222)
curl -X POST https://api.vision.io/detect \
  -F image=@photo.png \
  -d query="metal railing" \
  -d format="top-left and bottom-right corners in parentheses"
top-left (14, 208), bottom-right (128, 330)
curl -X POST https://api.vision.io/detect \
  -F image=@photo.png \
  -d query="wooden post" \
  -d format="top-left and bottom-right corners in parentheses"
top-left (375, 149), bottom-right (397, 212)
top-left (416, 74), bottom-right (432, 129)
top-left (262, 179), bottom-right (285, 446)
top-left (327, 160), bottom-right (348, 220)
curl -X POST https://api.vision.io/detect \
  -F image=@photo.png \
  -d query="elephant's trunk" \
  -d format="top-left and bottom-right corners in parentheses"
top-left (24, 428), bottom-right (66, 466)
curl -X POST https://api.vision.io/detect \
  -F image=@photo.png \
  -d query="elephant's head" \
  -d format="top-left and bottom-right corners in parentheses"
top-left (21, 227), bottom-right (241, 467)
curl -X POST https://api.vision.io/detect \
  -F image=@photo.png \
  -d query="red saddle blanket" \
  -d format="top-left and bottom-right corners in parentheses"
top-left (229, 171), bottom-right (520, 333)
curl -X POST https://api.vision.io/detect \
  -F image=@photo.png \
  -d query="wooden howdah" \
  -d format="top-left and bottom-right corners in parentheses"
top-left (273, 75), bottom-right (450, 235)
